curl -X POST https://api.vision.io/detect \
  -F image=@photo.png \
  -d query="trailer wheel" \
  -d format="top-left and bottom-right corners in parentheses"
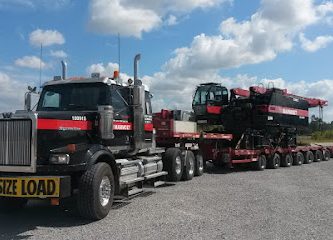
top-left (253, 155), bottom-right (266, 171)
top-left (164, 148), bottom-right (183, 182)
top-left (267, 153), bottom-right (280, 169)
top-left (323, 150), bottom-right (330, 161)
top-left (304, 151), bottom-right (314, 164)
top-left (194, 151), bottom-right (204, 176)
top-left (182, 151), bottom-right (195, 181)
top-left (281, 154), bottom-right (293, 167)
top-left (293, 152), bottom-right (304, 166)
top-left (0, 198), bottom-right (27, 212)
top-left (77, 162), bottom-right (114, 220)
top-left (314, 150), bottom-right (323, 162)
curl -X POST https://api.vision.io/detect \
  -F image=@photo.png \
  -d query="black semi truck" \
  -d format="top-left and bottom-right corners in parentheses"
top-left (0, 55), bottom-right (203, 220)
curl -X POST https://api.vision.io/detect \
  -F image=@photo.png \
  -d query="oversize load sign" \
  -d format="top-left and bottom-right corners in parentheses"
top-left (0, 177), bottom-right (60, 198)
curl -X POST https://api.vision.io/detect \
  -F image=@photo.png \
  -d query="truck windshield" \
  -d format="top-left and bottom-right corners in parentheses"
top-left (37, 83), bottom-right (109, 111)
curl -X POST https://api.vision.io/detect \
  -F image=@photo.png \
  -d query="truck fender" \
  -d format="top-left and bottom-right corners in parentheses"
top-left (84, 145), bottom-right (120, 194)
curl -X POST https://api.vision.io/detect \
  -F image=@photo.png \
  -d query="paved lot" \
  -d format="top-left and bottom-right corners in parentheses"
top-left (0, 160), bottom-right (332, 240)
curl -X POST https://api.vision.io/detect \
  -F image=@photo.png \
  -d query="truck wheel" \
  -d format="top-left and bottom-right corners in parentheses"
top-left (253, 154), bottom-right (266, 171)
top-left (194, 151), bottom-right (204, 176)
top-left (182, 151), bottom-right (195, 181)
top-left (281, 154), bottom-right (293, 167)
top-left (323, 150), bottom-right (330, 161)
top-left (77, 162), bottom-right (114, 220)
top-left (0, 198), bottom-right (27, 212)
top-left (164, 148), bottom-right (183, 182)
top-left (304, 151), bottom-right (314, 164)
top-left (314, 150), bottom-right (323, 162)
top-left (267, 153), bottom-right (280, 169)
top-left (293, 152), bottom-right (304, 166)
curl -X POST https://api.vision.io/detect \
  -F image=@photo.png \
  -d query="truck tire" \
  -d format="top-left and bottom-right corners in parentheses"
top-left (253, 154), bottom-right (266, 171)
top-left (267, 153), bottom-right (280, 169)
top-left (163, 148), bottom-right (183, 182)
top-left (323, 150), bottom-right (330, 161)
top-left (304, 151), bottom-right (314, 164)
top-left (182, 150), bottom-right (195, 181)
top-left (77, 162), bottom-right (114, 220)
top-left (293, 152), bottom-right (304, 166)
top-left (194, 151), bottom-right (204, 176)
top-left (281, 154), bottom-right (293, 167)
top-left (314, 150), bottom-right (323, 162)
top-left (0, 198), bottom-right (27, 212)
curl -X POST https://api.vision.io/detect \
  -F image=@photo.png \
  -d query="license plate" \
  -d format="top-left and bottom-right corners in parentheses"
top-left (0, 177), bottom-right (60, 198)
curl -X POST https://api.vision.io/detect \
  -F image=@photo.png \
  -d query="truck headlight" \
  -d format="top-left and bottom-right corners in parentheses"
top-left (49, 154), bottom-right (70, 165)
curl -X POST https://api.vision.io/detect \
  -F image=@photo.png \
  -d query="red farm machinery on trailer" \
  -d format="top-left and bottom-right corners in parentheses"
top-left (154, 83), bottom-right (332, 171)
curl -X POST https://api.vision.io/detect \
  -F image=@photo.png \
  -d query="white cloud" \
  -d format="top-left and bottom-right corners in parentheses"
top-left (166, 15), bottom-right (178, 26)
top-left (29, 29), bottom-right (65, 47)
top-left (15, 56), bottom-right (46, 69)
top-left (299, 33), bottom-right (333, 52)
top-left (88, 0), bottom-right (228, 37)
top-left (86, 62), bottom-right (132, 81)
top-left (0, 0), bottom-right (70, 10)
top-left (0, 72), bottom-right (26, 112)
top-left (50, 50), bottom-right (68, 58)
top-left (163, 0), bottom-right (333, 76)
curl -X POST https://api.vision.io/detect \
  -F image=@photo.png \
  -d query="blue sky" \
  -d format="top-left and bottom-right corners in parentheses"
top-left (0, 0), bottom-right (333, 120)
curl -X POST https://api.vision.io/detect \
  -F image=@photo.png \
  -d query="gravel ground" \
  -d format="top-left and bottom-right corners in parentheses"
top-left (0, 160), bottom-right (332, 240)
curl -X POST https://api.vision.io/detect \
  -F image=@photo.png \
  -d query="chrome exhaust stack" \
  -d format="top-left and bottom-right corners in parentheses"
top-left (61, 60), bottom-right (67, 80)
top-left (132, 54), bottom-right (145, 151)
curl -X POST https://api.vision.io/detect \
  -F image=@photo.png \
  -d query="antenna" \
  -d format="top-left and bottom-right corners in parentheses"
top-left (118, 33), bottom-right (121, 74)
top-left (39, 43), bottom-right (43, 89)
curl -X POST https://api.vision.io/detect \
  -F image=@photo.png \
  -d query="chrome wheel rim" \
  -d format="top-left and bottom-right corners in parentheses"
top-left (99, 176), bottom-right (111, 207)
top-left (175, 156), bottom-right (182, 175)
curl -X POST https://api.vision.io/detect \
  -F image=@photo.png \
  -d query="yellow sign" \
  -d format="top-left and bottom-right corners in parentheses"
top-left (0, 177), bottom-right (60, 198)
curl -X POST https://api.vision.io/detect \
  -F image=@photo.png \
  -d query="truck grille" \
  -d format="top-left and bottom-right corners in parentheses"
top-left (0, 119), bottom-right (32, 166)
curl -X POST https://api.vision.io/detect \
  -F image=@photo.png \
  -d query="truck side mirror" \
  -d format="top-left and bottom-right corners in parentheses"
top-left (98, 105), bottom-right (114, 140)
top-left (24, 92), bottom-right (32, 111)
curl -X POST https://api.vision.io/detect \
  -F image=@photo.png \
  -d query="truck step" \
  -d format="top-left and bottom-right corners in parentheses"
top-left (153, 180), bottom-right (166, 187)
top-left (122, 177), bottom-right (144, 185)
top-left (128, 187), bottom-right (143, 196)
top-left (144, 171), bottom-right (168, 180)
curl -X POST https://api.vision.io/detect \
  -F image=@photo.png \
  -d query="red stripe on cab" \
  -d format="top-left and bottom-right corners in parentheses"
top-left (38, 119), bottom-right (92, 130)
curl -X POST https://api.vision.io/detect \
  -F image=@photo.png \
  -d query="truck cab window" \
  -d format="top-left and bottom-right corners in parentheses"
top-left (111, 88), bottom-right (130, 120)
top-left (42, 91), bottom-right (60, 108)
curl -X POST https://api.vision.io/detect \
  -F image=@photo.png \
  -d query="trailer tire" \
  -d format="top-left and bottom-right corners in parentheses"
top-left (164, 148), bottom-right (183, 182)
top-left (253, 154), bottom-right (266, 171)
top-left (0, 198), bottom-right (27, 212)
top-left (194, 151), bottom-right (204, 176)
top-left (314, 150), bottom-right (323, 162)
top-left (323, 150), bottom-right (330, 161)
top-left (182, 151), bottom-right (195, 181)
top-left (281, 154), bottom-right (293, 167)
top-left (267, 153), bottom-right (280, 169)
top-left (77, 162), bottom-right (114, 220)
top-left (293, 152), bottom-right (304, 166)
top-left (304, 151), bottom-right (314, 164)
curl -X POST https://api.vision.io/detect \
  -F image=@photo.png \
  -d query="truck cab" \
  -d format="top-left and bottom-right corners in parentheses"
top-left (192, 83), bottom-right (229, 125)
top-left (0, 55), bottom-right (167, 220)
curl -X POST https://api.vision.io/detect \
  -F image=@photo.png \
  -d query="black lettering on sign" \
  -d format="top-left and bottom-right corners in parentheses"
top-left (37, 180), bottom-right (46, 195)
top-left (47, 180), bottom-right (56, 195)
top-left (21, 180), bottom-right (27, 195)
top-left (0, 179), bottom-right (3, 194)
top-left (12, 180), bottom-right (18, 195)
top-left (27, 180), bottom-right (37, 195)
top-left (6, 180), bottom-right (12, 194)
